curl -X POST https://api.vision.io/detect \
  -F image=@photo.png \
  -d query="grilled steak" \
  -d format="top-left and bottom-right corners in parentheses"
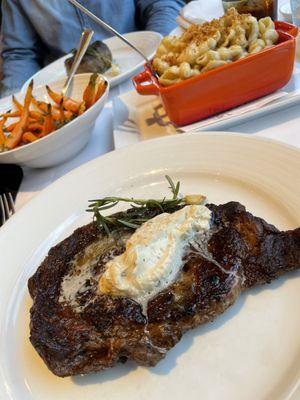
top-left (28, 202), bottom-right (300, 377)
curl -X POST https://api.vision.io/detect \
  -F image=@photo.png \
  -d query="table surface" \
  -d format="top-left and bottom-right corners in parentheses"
top-left (14, 1), bottom-right (300, 210)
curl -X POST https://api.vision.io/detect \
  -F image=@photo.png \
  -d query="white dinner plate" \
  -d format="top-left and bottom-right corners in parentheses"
top-left (21, 31), bottom-right (162, 91)
top-left (0, 133), bottom-right (299, 400)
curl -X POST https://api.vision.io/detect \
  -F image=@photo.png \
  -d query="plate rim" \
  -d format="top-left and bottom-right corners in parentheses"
top-left (1, 131), bottom-right (300, 230)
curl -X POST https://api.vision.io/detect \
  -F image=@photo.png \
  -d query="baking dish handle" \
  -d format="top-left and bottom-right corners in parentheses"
top-left (132, 69), bottom-right (160, 96)
top-left (275, 21), bottom-right (299, 38)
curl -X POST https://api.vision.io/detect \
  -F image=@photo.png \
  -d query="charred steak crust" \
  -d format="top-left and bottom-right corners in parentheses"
top-left (28, 202), bottom-right (300, 377)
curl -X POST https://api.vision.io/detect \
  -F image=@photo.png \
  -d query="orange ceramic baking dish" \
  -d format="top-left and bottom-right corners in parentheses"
top-left (133, 22), bottom-right (298, 126)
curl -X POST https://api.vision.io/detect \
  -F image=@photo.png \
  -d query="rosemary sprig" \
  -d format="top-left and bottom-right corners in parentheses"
top-left (87, 176), bottom-right (206, 234)
top-left (166, 174), bottom-right (180, 199)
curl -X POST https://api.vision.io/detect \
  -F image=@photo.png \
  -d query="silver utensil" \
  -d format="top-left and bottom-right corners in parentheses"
top-left (61, 28), bottom-right (94, 97)
top-left (0, 192), bottom-right (15, 226)
top-left (67, 0), bottom-right (159, 78)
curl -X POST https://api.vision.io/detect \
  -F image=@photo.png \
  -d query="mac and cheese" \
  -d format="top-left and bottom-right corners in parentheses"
top-left (153, 8), bottom-right (279, 86)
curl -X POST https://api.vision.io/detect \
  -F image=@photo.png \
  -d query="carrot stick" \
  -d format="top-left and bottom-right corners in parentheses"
top-left (31, 96), bottom-right (41, 110)
top-left (46, 85), bottom-right (62, 104)
top-left (51, 106), bottom-right (64, 121)
top-left (22, 131), bottom-right (39, 143)
top-left (5, 122), bottom-right (18, 132)
top-left (83, 73), bottom-right (98, 109)
top-left (62, 97), bottom-right (81, 114)
top-left (12, 95), bottom-right (24, 112)
top-left (28, 116), bottom-right (44, 123)
top-left (64, 110), bottom-right (74, 120)
top-left (59, 100), bottom-right (66, 122)
top-left (48, 100), bottom-right (63, 123)
top-left (78, 101), bottom-right (86, 116)
top-left (40, 104), bottom-right (54, 137)
top-left (29, 110), bottom-right (44, 120)
top-left (44, 104), bottom-right (55, 134)
top-left (26, 122), bottom-right (43, 132)
top-left (32, 97), bottom-right (48, 114)
top-left (0, 118), bottom-right (7, 147)
top-left (47, 84), bottom-right (81, 113)
top-left (94, 80), bottom-right (108, 103)
top-left (37, 101), bottom-right (48, 114)
top-left (52, 104), bottom-right (62, 112)
top-left (5, 80), bottom-right (33, 149)
top-left (0, 110), bottom-right (21, 118)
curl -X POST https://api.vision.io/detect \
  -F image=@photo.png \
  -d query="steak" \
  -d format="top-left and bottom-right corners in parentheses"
top-left (28, 202), bottom-right (300, 377)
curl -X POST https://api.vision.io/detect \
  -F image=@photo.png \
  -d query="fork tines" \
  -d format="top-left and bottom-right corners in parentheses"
top-left (0, 192), bottom-right (15, 226)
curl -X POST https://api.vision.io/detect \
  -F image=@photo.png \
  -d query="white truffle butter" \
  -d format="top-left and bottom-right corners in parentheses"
top-left (98, 205), bottom-right (211, 307)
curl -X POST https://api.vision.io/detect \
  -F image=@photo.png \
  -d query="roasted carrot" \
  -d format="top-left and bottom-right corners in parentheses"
top-left (37, 101), bottom-right (48, 114)
top-left (78, 102), bottom-right (86, 116)
top-left (12, 95), bottom-right (24, 112)
top-left (47, 84), bottom-right (82, 113)
top-left (31, 96), bottom-right (41, 110)
top-left (29, 110), bottom-right (45, 120)
top-left (26, 122), bottom-right (44, 132)
top-left (31, 97), bottom-right (49, 114)
top-left (5, 80), bottom-right (33, 149)
top-left (40, 104), bottom-right (54, 137)
top-left (22, 131), bottom-right (39, 143)
top-left (64, 110), bottom-right (74, 120)
top-left (95, 80), bottom-right (108, 103)
top-left (44, 104), bottom-right (55, 134)
top-left (0, 110), bottom-right (21, 118)
top-left (3, 74), bottom-right (93, 150)
top-left (28, 117), bottom-right (43, 123)
top-left (0, 118), bottom-right (7, 147)
top-left (53, 108), bottom-right (73, 123)
top-left (59, 100), bottom-right (66, 121)
top-left (83, 73), bottom-right (98, 109)
top-left (62, 97), bottom-right (81, 114)
top-left (46, 85), bottom-right (62, 104)
top-left (49, 100), bottom-right (64, 122)
top-left (51, 106), bottom-right (64, 121)
top-left (38, 102), bottom-right (69, 122)
top-left (5, 122), bottom-right (18, 132)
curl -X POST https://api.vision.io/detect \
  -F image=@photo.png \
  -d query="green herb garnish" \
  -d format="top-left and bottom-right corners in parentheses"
top-left (87, 176), bottom-right (206, 235)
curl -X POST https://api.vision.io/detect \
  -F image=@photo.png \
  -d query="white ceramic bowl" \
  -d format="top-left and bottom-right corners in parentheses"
top-left (0, 73), bottom-right (109, 168)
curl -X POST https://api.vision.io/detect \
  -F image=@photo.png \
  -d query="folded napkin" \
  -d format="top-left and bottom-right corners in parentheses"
top-left (0, 164), bottom-right (23, 201)
top-left (176, 0), bottom-right (224, 30)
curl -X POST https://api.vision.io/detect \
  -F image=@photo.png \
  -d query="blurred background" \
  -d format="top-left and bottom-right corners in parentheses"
top-left (0, 0), bottom-right (195, 83)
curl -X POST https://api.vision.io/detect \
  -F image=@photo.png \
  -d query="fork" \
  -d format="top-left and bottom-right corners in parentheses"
top-left (0, 192), bottom-right (15, 226)
top-left (61, 28), bottom-right (94, 97)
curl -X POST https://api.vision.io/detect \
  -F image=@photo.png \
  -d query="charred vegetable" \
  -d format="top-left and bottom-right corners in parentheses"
top-left (65, 41), bottom-right (112, 74)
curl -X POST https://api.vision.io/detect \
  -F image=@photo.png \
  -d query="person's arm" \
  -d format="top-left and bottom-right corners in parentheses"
top-left (135, 0), bottom-right (184, 36)
top-left (0, 0), bottom-right (43, 97)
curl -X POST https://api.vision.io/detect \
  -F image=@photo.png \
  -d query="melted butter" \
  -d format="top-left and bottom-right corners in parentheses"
top-left (98, 205), bottom-right (212, 310)
top-left (59, 234), bottom-right (130, 312)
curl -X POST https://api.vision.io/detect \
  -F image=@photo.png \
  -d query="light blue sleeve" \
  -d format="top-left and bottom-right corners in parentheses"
top-left (0, 0), bottom-right (43, 97)
top-left (135, 0), bottom-right (184, 36)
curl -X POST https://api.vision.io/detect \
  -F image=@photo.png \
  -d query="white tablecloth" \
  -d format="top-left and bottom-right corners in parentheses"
top-left (15, 1), bottom-right (300, 210)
